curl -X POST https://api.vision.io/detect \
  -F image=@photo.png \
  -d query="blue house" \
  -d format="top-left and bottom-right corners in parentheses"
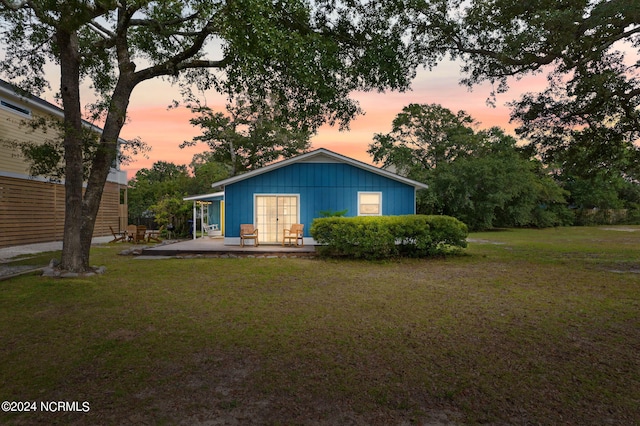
top-left (189, 148), bottom-right (428, 245)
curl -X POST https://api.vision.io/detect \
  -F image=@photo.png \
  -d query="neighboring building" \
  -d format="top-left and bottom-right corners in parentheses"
top-left (0, 79), bottom-right (128, 248)
top-left (187, 148), bottom-right (428, 245)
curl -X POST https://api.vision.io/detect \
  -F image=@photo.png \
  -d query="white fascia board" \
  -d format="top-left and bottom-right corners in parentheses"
top-left (183, 191), bottom-right (225, 201)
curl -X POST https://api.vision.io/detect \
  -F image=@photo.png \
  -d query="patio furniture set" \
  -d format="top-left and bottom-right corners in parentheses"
top-left (109, 225), bottom-right (162, 244)
top-left (239, 223), bottom-right (305, 247)
top-left (111, 223), bottom-right (304, 247)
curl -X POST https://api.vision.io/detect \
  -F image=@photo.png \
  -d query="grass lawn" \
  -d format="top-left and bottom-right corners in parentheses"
top-left (1, 226), bottom-right (638, 424)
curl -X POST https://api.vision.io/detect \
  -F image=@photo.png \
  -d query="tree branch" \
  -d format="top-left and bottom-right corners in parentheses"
top-left (448, 2), bottom-right (640, 78)
top-left (132, 19), bottom-right (226, 83)
top-left (129, 11), bottom-right (200, 29)
top-left (88, 20), bottom-right (115, 40)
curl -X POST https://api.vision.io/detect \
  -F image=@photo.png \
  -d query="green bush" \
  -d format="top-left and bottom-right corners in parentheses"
top-left (310, 215), bottom-right (468, 259)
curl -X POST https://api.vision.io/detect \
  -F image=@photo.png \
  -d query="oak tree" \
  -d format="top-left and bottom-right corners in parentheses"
top-left (182, 95), bottom-right (312, 177)
top-left (0, 0), bottom-right (416, 272)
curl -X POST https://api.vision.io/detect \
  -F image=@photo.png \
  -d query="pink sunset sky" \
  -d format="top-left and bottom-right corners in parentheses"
top-left (118, 60), bottom-right (548, 179)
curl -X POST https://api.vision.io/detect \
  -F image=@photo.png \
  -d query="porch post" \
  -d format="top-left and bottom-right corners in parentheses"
top-left (192, 201), bottom-right (197, 240)
top-left (200, 202), bottom-right (205, 238)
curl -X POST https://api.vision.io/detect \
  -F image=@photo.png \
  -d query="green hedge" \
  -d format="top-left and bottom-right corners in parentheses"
top-left (310, 215), bottom-right (468, 259)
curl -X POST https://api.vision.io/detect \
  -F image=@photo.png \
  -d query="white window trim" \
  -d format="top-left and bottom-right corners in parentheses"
top-left (0, 97), bottom-right (32, 118)
top-left (357, 191), bottom-right (382, 216)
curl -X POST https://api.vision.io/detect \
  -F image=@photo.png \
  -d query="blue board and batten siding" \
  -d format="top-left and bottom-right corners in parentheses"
top-left (224, 162), bottom-right (416, 238)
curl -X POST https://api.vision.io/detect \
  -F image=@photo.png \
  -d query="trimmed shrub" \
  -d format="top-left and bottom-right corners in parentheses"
top-left (310, 215), bottom-right (468, 259)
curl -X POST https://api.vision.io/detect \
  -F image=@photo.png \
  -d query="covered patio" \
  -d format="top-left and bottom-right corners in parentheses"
top-left (183, 192), bottom-right (224, 239)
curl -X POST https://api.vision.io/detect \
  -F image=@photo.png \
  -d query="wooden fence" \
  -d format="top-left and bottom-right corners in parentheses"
top-left (0, 176), bottom-right (126, 248)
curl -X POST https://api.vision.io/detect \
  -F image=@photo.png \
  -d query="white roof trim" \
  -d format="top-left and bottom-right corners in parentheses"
top-left (183, 191), bottom-right (224, 201)
top-left (210, 148), bottom-right (429, 189)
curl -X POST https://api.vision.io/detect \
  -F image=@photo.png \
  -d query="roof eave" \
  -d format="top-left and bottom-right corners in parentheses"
top-left (183, 191), bottom-right (225, 201)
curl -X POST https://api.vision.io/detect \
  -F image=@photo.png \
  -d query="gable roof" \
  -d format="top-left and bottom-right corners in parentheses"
top-left (210, 148), bottom-right (428, 190)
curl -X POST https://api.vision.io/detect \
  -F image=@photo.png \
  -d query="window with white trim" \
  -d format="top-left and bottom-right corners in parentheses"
top-left (0, 98), bottom-right (32, 118)
top-left (358, 192), bottom-right (382, 216)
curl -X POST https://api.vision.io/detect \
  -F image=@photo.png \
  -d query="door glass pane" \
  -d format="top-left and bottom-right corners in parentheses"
top-left (279, 196), bottom-right (297, 235)
top-left (255, 196), bottom-right (298, 243)
top-left (255, 196), bottom-right (276, 243)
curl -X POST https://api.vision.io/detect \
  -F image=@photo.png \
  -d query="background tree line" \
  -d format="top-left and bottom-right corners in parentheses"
top-left (370, 103), bottom-right (639, 231)
top-left (136, 100), bottom-right (639, 234)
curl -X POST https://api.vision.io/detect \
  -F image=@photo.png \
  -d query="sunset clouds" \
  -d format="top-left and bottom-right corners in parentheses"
top-left (119, 60), bottom-right (549, 178)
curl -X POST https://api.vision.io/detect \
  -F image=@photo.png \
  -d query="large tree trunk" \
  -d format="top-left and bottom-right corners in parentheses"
top-left (79, 77), bottom-right (134, 262)
top-left (58, 29), bottom-right (88, 272)
top-left (57, 28), bottom-right (135, 273)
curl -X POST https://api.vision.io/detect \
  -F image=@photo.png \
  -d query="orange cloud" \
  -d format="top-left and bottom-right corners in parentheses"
top-left (121, 102), bottom-right (227, 178)
top-left (120, 61), bottom-right (551, 178)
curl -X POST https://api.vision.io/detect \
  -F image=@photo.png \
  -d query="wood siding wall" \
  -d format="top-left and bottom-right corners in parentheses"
top-left (224, 162), bottom-right (417, 238)
top-left (0, 103), bottom-right (51, 176)
top-left (0, 176), bottom-right (125, 248)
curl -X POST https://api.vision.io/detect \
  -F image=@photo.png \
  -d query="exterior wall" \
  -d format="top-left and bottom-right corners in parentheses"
top-left (0, 103), bottom-right (51, 176)
top-left (0, 83), bottom-right (128, 248)
top-left (224, 162), bottom-right (416, 240)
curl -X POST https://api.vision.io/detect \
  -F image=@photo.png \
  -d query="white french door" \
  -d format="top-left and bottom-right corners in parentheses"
top-left (255, 195), bottom-right (299, 243)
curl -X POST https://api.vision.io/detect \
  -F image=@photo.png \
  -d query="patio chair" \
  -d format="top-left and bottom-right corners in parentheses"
top-left (146, 225), bottom-right (163, 243)
top-left (240, 224), bottom-right (259, 247)
top-left (282, 224), bottom-right (304, 247)
top-left (126, 224), bottom-right (137, 242)
top-left (109, 226), bottom-right (126, 243)
top-left (133, 225), bottom-right (146, 243)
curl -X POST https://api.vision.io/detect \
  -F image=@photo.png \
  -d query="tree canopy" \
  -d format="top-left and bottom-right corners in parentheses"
top-left (404, 0), bottom-right (639, 169)
top-left (182, 95), bottom-right (312, 176)
top-left (126, 159), bottom-right (225, 235)
top-left (368, 103), bottom-right (477, 173)
top-left (127, 161), bottom-right (191, 223)
top-left (369, 104), bottom-right (569, 230)
top-left (408, 0), bottom-right (639, 107)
